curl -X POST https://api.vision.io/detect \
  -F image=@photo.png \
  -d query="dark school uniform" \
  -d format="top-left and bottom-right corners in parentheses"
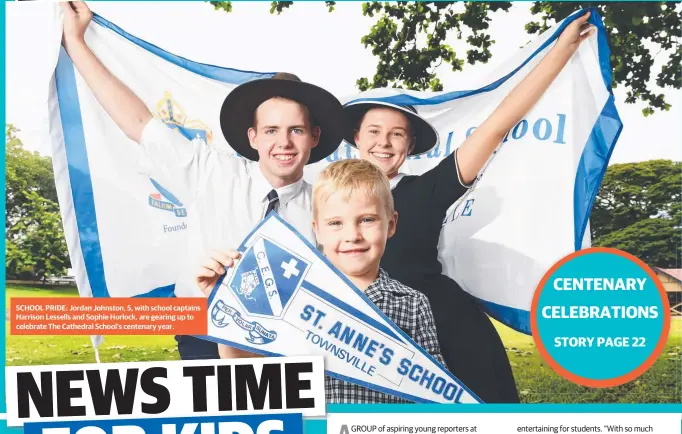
top-left (381, 154), bottom-right (520, 403)
top-left (325, 269), bottom-right (446, 403)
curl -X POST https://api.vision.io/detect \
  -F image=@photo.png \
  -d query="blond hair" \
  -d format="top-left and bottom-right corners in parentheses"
top-left (313, 159), bottom-right (394, 219)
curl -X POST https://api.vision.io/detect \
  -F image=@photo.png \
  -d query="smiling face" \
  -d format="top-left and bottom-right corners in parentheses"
top-left (312, 159), bottom-right (397, 290)
top-left (354, 107), bottom-right (414, 179)
top-left (313, 190), bottom-right (397, 289)
top-left (248, 97), bottom-right (320, 188)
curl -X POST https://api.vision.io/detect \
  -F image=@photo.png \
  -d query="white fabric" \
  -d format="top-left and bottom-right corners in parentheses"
top-left (46, 7), bottom-right (620, 336)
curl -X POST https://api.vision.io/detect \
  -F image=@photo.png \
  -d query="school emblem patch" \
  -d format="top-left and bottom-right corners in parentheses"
top-left (155, 91), bottom-right (213, 144)
top-left (148, 177), bottom-right (187, 217)
top-left (228, 236), bottom-right (311, 318)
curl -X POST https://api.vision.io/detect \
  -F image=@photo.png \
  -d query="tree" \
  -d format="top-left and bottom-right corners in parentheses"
top-left (6, 125), bottom-right (58, 231)
top-left (209, 1), bottom-right (681, 115)
top-left (5, 125), bottom-right (70, 280)
top-left (591, 160), bottom-right (681, 267)
top-left (595, 218), bottom-right (680, 268)
top-left (6, 191), bottom-right (71, 280)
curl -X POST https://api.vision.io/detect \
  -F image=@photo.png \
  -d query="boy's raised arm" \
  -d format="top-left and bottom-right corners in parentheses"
top-left (61, 1), bottom-right (151, 143)
top-left (455, 11), bottom-right (595, 185)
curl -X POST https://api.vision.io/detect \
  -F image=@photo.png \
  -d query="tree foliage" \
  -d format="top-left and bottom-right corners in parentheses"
top-left (592, 160), bottom-right (681, 267)
top-left (6, 125), bottom-right (70, 280)
top-left (525, 2), bottom-right (681, 116)
top-left (6, 125), bottom-right (58, 231)
top-left (209, 1), bottom-right (681, 115)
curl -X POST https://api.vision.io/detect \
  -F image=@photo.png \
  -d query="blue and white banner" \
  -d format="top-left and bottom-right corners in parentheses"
top-left (47, 6), bottom-right (621, 335)
top-left (204, 213), bottom-right (481, 404)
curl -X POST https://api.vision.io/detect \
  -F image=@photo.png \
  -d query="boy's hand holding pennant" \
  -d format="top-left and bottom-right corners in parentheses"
top-left (203, 213), bottom-right (482, 404)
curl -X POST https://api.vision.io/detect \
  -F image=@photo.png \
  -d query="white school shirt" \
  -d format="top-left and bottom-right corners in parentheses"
top-left (139, 118), bottom-right (315, 298)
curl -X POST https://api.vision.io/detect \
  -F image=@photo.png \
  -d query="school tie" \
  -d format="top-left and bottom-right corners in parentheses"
top-left (265, 189), bottom-right (279, 217)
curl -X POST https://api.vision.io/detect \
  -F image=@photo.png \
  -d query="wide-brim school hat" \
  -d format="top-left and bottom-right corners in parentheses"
top-left (343, 100), bottom-right (439, 156)
top-left (220, 72), bottom-right (344, 164)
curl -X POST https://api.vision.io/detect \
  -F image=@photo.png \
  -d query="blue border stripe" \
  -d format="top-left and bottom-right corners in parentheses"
top-left (302, 281), bottom-right (403, 342)
top-left (573, 94), bottom-right (623, 251)
top-left (91, 13), bottom-right (276, 84)
top-left (571, 11), bottom-right (623, 251)
top-left (133, 284), bottom-right (176, 298)
top-left (55, 47), bottom-right (110, 298)
top-left (476, 298), bottom-right (530, 335)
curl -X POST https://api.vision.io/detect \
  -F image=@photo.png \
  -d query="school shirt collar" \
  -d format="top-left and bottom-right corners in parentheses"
top-left (389, 173), bottom-right (406, 190)
top-left (251, 162), bottom-right (305, 208)
top-left (363, 269), bottom-right (391, 303)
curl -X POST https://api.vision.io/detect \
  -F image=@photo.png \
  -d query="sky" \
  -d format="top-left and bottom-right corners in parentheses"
top-left (5, 1), bottom-right (681, 164)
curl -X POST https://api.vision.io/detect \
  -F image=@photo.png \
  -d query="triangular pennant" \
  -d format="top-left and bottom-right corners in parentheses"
top-left (204, 213), bottom-right (482, 404)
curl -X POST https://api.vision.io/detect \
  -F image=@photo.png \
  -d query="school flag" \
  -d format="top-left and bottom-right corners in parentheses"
top-left (47, 6), bottom-right (621, 337)
top-left (205, 212), bottom-right (482, 403)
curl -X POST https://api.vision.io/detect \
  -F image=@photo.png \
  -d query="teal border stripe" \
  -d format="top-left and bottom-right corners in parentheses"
top-left (326, 403), bottom-right (682, 413)
top-left (1, 0), bottom-right (7, 424)
top-left (303, 419), bottom-right (327, 434)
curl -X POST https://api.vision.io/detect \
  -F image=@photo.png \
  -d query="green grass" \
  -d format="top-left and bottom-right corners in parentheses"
top-left (5, 284), bottom-right (681, 403)
top-left (493, 317), bottom-right (681, 403)
top-left (7, 284), bottom-right (80, 298)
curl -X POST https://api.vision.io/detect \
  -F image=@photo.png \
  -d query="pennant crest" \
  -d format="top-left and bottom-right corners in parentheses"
top-left (229, 236), bottom-right (311, 318)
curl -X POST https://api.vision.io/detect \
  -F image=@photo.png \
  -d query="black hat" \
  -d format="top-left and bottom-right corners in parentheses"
top-left (343, 100), bottom-right (439, 156)
top-left (220, 73), bottom-right (344, 163)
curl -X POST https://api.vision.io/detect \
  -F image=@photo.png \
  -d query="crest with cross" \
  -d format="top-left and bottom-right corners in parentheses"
top-left (229, 236), bottom-right (311, 319)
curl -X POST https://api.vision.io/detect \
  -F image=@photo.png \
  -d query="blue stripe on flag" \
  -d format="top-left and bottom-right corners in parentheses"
top-left (571, 11), bottom-right (623, 251)
top-left (573, 94), bottom-right (623, 251)
top-left (475, 297), bottom-right (531, 335)
top-left (55, 47), bottom-right (110, 298)
top-left (133, 284), bottom-right (176, 298)
top-left (91, 14), bottom-right (276, 84)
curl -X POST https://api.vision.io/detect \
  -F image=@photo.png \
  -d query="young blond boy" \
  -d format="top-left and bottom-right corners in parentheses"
top-left (311, 159), bottom-right (446, 403)
top-left (196, 159), bottom-right (447, 402)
